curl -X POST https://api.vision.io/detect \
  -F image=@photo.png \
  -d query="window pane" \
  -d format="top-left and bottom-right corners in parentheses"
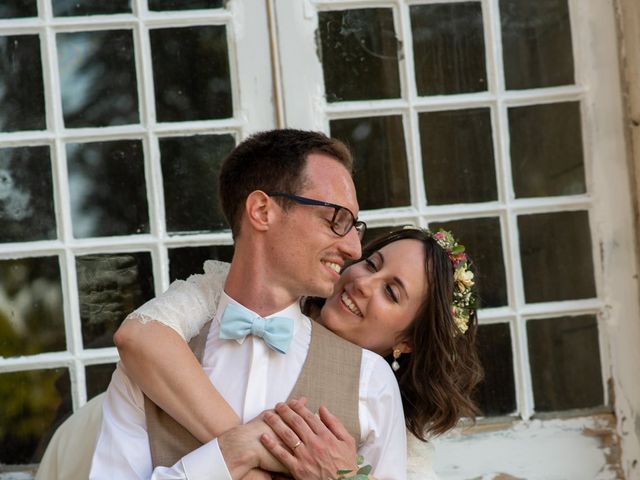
top-left (169, 245), bottom-right (234, 282)
top-left (500, 0), bottom-right (574, 90)
top-left (0, 146), bottom-right (56, 242)
top-left (86, 363), bottom-right (117, 399)
top-left (76, 252), bottom-right (154, 349)
top-left (67, 140), bottom-right (149, 238)
top-left (0, 257), bottom-right (65, 357)
top-left (330, 116), bottom-right (410, 210)
top-left (150, 26), bottom-right (232, 122)
top-left (0, 0), bottom-right (37, 18)
top-left (509, 102), bottom-right (585, 198)
top-left (410, 2), bottom-right (487, 95)
top-left (160, 135), bottom-right (234, 234)
top-left (433, 217), bottom-right (507, 308)
top-left (473, 323), bottom-right (516, 416)
top-left (318, 9), bottom-right (401, 102)
top-left (528, 315), bottom-right (604, 411)
top-left (0, 368), bottom-right (71, 464)
top-left (518, 211), bottom-right (596, 303)
top-left (148, 0), bottom-right (225, 11)
top-left (53, 0), bottom-right (131, 16)
top-left (419, 108), bottom-right (497, 204)
top-left (0, 35), bottom-right (46, 131)
top-left (57, 30), bottom-right (138, 128)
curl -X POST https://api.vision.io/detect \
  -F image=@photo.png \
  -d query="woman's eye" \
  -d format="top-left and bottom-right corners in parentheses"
top-left (364, 258), bottom-right (377, 271)
top-left (386, 285), bottom-right (399, 303)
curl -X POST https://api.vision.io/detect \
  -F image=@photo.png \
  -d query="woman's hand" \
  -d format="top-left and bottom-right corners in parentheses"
top-left (259, 398), bottom-right (358, 480)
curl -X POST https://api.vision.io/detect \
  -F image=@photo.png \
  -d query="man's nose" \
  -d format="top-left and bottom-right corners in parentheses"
top-left (338, 226), bottom-right (362, 260)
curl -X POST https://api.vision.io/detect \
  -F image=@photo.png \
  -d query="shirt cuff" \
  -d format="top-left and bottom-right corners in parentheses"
top-left (181, 439), bottom-right (232, 480)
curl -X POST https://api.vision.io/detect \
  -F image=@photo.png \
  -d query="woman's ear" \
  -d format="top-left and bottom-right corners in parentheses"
top-left (244, 190), bottom-right (271, 232)
top-left (394, 339), bottom-right (412, 354)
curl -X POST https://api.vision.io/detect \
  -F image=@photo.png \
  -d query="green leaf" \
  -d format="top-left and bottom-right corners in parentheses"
top-left (357, 465), bottom-right (372, 475)
top-left (451, 245), bottom-right (465, 254)
top-left (337, 469), bottom-right (353, 475)
top-left (356, 454), bottom-right (364, 465)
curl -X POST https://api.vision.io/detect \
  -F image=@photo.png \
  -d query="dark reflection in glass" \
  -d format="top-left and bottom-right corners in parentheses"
top-left (0, 368), bottom-right (71, 464)
top-left (433, 217), bottom-right (507, 308)
top-left (0, 35), bottom-right (46, 132)
top-left (0, 257), bottom-right (64, 357)
top-left (473, 323), bottom-right (516, 416)
top-left (518, 211), bottom-right (596, 303)
top-left (86, 363), bottom-right (117, 399)
top-left (500, 0), bottom-right (574, 90)
top-left (169, 245), bottom-right (234, 282)
top-left (57, 30), bottom-right (138, 128)
top-left (67, 140), bottom-right (149, 238)
top-left (318, 9), bottom-right (401, 102)
top-left (528, 315), bottom-right (603, 412)
top-left (419, 108), bottom-right (497, 204)
top-left (160, 135), bottom-right (234, 233)
top-left (150, 26), bottom-right (232, 122)
top-left (149, 0), bottom-right (225, 10)
top-left (509, 102), bottom-right (585, 198)
top-left (0, 146), bottom-right (56, 242)
top-left (0, 0), bottom-right (37, 18)
top-left (361, 225), bottom-right (402, 246)
top-left (330, 116), bottom-right (410, 210)
top-left (410, 2), bottom-right (487, 95)
top-left (53, 0), bottom-right (131, 16)
top-left (76, 252), bottom-right (154, 349)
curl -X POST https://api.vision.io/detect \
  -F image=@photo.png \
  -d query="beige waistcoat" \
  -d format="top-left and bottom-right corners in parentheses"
top-left (144, 319), bottom-right (363, 468)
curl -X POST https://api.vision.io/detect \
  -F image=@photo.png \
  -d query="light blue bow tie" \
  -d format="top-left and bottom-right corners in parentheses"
top-left (219, 303), bottom-right (294, 354)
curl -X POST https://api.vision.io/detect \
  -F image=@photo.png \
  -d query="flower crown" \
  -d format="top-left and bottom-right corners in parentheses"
top-left (404, 226), bottom-right (477, 334)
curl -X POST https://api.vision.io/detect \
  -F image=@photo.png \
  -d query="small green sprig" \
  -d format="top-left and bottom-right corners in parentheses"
top-left (335, 455), bottom-right (372, 479)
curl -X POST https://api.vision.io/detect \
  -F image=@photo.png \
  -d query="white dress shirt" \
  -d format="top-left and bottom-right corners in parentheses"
top-left (89, 261), bottom-right (407, 479)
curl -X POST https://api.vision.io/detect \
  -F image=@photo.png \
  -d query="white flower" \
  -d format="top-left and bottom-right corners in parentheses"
top-left (455, 268), bottom-right (474, 291)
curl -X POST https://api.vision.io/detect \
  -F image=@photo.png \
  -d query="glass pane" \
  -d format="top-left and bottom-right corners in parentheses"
top-left (528, 315), bottom-right (604, 411)
top-left (0, 146), bottom-right (56, 242)
top-left (318, 9), bottom-right (401, 102)
top-left (473, 323), bottom-right (516, 416)
top-left (419, 108), bottom-right (497, 204)
top-left (86, 363), bottom-right (117, 399)
top-left (149, 0), bottom-right (225, 11)
top-left (0, 368), bottom-right (71, 464)
top-left (509, 102), bottom-right (585, 198)
top-left (361, 225), bottom-right (400, 246)
top-left (410, 2), bottom-right (487, 95)
top-left (67, 140), bottom-right (149, 238)
top-left (160, 135), bottom-right (234, 233)
top-left (518, 211), bottom-right (596, 303)
top-left (330, 116), bottom-right (410, 210)
top-left (0, 35), bottom-right (46, 131)
top-left (150, 26), bottom-right (232, 122)
top-left (433, 217), bottom-right (507, 308)
top-left (76, 252), bottom-right (154, 349)
top-left (0, 257), bottom-right (65, 357)
top-left (57, 30), bottom-right (138, 128)
top-left (0, 0), bottom-right (37, 18)
top-left (500, 0), bottom-right (574, 90)
top-left (53, 0), bottom-right (131, 16)
top-left (169, 245), bottom-right (234, 282)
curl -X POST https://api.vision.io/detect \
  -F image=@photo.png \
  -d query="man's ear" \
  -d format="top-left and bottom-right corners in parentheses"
top-left (244, 190), bottom-right (272, 232)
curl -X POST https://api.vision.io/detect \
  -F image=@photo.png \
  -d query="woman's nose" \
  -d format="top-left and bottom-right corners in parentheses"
top-left (353, 274), bottom-right (374, 297)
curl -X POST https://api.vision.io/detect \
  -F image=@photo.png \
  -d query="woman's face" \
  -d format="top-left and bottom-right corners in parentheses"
top-left (320, 238), bottom-right (428, 356)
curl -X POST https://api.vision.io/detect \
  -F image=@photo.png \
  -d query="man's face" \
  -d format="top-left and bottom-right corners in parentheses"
top-left (268, 153), bottom-right (362, 299)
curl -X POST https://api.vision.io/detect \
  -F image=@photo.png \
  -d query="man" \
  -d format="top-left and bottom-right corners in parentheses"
top-left (89, 129), bottom-right (407, 479)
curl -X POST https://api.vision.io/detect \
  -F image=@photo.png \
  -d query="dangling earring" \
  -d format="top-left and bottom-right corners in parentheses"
top-left (391, 348), bottom-right (401, 371)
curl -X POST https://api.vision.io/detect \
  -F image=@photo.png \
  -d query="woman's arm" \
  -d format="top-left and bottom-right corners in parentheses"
top-left (114, 317), bottom-right (240, 443)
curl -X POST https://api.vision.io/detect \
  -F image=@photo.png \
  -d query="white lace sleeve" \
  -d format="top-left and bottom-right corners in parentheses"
top-left (127, 260), bottom-right (230, 342)
top-left (407, 431), bottom-right (438, 480)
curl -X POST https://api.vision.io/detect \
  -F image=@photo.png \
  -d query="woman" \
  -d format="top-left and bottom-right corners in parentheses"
top-left (113, 227), bottom-right (482, 477)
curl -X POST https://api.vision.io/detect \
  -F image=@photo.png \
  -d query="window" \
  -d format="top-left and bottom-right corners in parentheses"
top-left (0, 1), bottom-right (273, 466)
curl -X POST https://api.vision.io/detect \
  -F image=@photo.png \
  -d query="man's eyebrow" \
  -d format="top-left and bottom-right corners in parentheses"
top-left (378, 251), bottom-right (408, 299)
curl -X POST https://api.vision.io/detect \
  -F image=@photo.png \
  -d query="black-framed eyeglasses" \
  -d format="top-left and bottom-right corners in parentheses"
top-left (268, 192), bottom-right (367, 239)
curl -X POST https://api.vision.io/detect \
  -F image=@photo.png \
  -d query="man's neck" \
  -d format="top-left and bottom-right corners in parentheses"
top-left (224, 253), bottom-right (299, 317)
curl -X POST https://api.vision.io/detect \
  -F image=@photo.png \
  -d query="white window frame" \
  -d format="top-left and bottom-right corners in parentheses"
top-left (273, 0), bottom-right (640, 477)
top-left (0, 0), bottom-right (275, 414)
